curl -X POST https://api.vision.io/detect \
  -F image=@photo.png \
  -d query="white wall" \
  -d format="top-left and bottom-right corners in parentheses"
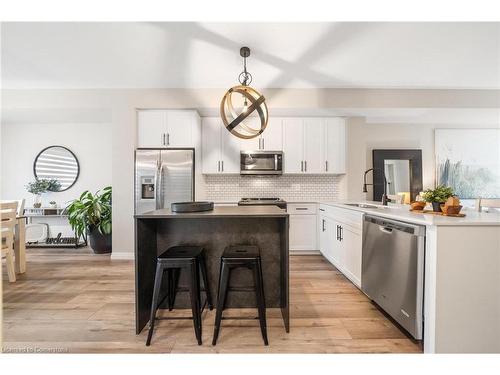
top-left (1, 122), bottom-right (112, 208)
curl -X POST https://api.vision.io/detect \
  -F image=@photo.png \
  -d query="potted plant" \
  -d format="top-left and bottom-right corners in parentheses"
top-left (26, 178), bottom-right (61, 208)
top-left (66, 186), bottom-right (112, 254)
top-left (420, 185), bottom-right (455, 212)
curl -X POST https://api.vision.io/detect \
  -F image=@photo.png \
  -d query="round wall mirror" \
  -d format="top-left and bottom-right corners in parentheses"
top-left (33, 146), bottom-right (80, 191)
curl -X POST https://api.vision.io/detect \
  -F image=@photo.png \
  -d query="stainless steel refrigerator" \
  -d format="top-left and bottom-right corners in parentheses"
top-left (135, 149), bottom-right (194, 214)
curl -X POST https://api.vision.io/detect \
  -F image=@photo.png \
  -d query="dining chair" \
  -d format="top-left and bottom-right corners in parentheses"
top-left (475, 198), bottom-right (500, 213)
top-left (1, 201), bottom-right (18, 282)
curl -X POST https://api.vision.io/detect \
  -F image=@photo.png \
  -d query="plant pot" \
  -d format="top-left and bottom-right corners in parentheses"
top-left (88, 226), bottom-right (112, 254)
top-left (432, 201), bottom-right (443, 212)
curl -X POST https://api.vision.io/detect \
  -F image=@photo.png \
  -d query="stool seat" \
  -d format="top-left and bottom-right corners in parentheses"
top-left (222, 245), bottom-right (260, 259)
top-left (159, 245), bottom-right (203, 260)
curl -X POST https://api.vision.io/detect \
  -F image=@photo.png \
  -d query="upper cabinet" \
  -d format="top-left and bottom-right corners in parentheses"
top-left (240, 117), bottom-right (283, 151)
top-left (201, 117), bottom-right (239, 174)
top-left (282, 117), bottom-right (346, 175)
top-left (201, 116), bottom-right (346, 175)
top-left (137, 109), bottom-right (200, 148)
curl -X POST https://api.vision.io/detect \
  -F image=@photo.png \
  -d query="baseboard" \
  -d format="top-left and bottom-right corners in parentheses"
top-left (290, 250), bottom-right (321, 256)
top-left (110, 252), bottom-right (135, 260)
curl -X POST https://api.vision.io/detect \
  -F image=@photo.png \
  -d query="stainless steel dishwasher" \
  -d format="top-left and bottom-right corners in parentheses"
top-left (361, 215), bottom-right (425, 340)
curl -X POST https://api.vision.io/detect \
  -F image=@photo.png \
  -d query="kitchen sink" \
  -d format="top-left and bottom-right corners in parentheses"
top-left (344, 203), bottom-right (380, 209)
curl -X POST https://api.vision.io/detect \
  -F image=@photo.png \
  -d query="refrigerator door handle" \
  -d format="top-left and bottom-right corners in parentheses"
top-left (155, 159), bottom-right (162, 209)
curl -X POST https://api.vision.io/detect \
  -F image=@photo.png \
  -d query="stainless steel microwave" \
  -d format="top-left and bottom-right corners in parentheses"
top-left (240, 151), bottom-right (283, 175)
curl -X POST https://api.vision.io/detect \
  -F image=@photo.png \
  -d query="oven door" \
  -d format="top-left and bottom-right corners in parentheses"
top-left (240, 151), bottom-right (283, 175)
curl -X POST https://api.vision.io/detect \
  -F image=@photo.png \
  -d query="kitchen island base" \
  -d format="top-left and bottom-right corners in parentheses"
top-left (135, 206), bottom-right (289, 335)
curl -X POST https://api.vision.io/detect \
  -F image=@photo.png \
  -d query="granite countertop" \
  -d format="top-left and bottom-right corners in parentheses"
top-left (135, 205), bottom-right (288, 219)
top-left (320, 201), bottom-right (500, 227)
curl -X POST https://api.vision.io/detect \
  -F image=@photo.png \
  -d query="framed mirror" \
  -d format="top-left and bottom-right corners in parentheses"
top-left (372, 149), bottom-right (422, 202)
top-left (33, 146), bottom-right (80, 191)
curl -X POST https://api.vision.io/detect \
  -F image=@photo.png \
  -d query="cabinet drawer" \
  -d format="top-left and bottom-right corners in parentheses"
top-left (287, 203), bottom-right (317, 215)
top-left (319, 204), bottom-right (363, 232)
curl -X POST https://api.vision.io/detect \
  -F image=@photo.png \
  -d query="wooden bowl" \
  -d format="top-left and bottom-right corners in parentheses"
top-left (410, 201), bottom-right (426, 210)
top-left (441, 205), bottom-right (463, 215)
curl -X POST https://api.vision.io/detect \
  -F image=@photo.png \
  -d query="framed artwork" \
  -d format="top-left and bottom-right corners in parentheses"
top-left (435, 129), bottom-right (500, 199)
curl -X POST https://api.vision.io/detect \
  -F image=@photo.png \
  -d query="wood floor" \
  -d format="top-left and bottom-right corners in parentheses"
top-left (2, 248), bottom-right (422, 353)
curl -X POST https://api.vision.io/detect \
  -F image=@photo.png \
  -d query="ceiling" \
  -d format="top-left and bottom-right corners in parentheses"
top-left (1, 22), bottom-right (499, 89)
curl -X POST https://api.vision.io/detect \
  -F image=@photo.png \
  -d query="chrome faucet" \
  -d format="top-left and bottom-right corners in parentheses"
top-left (363, 168), bottom-right (391, 206)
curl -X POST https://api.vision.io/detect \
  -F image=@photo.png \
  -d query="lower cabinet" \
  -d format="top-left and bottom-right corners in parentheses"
top-left (318, 205), bottom-right (362, 288)
top-left (288, 203), bottom-right (317, 252)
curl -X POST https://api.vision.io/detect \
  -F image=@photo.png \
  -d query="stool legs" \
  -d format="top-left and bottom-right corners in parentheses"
top-left (146, 264), bottom-right (165, 346)
top-left (189, 260), bottom-right (203, 345)
top-left (199, 254), bottom-right (213, 310)
top-left (253, 258), bottom-right (269, 345)
top-left (212, 261), bottom-right (231, 345)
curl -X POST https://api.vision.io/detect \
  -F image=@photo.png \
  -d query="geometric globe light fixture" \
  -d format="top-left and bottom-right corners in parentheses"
top-left (220, 47), bottom-right (268, 139)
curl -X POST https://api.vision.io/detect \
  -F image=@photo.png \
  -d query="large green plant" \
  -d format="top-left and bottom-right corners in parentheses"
top-left (420, 185), bottom-right (454, 203)
top-left (67, 186), bottom-right (112, 237)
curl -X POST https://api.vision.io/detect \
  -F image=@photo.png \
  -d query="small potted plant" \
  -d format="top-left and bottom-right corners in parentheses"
top-left (26, 179), bottom-right (61, 208)
top-left (420, 185), bottom-right (455, 212)
top-left (66, 186), bottom-right (112, 254)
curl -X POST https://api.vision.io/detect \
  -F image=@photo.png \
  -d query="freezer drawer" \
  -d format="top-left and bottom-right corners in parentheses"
top-left (361, 215), bottom-right (425, 339)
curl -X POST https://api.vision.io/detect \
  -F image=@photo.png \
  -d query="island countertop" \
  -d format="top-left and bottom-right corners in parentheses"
top-left (135, 205), bottom-right (288, 219)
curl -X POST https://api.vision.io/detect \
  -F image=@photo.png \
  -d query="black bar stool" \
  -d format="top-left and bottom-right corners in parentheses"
top-left (146, 245), bottom-right (213, 346)
top-left (212, 245), bottom-right (268, 346)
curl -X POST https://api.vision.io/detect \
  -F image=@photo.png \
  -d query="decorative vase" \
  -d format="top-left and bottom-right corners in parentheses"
top-left (88, 226), bottom-right (112, 254)
top-left (33, 194), bottom-right (42, 208)
top-left (432, 201), bottom-right (443, 212)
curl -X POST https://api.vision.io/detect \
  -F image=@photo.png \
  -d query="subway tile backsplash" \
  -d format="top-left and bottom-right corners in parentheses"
top-left (203, 175), bottom-right (342, 202)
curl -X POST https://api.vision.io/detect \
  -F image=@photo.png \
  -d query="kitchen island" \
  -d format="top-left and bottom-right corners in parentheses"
top-left (320, 201), bottom-right (500, 353)
top-left (134, 205), bottom-right (289, 334)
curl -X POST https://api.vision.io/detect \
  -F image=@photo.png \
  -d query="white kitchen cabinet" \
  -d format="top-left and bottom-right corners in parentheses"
top-left (201, 117), bottom-right (221, 174)
top-left (318, 204), bottom-right (363, 288)
top-left (220, 125), bottom-right (241, 173)
top-left (137, 110), bottom-right (167, 148)
top-left (240, 117), bottom-right (283, 151)
top-left (303, 118), bottom-right (324, 174)
top-left (201, 117), bottom-right (239, 174)
top-left (324, 118), bottom-right (346, 173)
top-left (341, 224), bottom-right (362, 287)
top-left (261, 118), bottom-right (283, 151)
top-left (282, 118), bottom-right (304, 173)
top-left (137, 109), bottom-right (200, 148)
top-left (288, 203), bottom-right (317, 252)
top-left (166, 110), bottom-right (199, 147)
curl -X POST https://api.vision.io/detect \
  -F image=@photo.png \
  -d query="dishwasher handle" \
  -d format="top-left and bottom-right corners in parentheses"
top-left (379, 226), bottom-right (394, 234)
top-left (364, 215), bottom-right (425, 236)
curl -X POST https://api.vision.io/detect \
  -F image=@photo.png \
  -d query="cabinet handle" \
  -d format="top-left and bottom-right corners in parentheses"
top-left (166, 133), bottom-right (170, 146)
top-left (262, 138), bottom-right (265, 149)
top-left (217, 161), bottom-right (220, 172)
top-left (221, 160), bottom-right (224, 172)
top-left (339, 226), bottom-right (343, 242)
top-left (301, 161), bottom-right (303, 172)
top-left (304, 160), bottom-right (307, 172)
top-left (325, 160), bottom-right (328, 172)
top-left (162, 133), bottom-right (166, 146)
top-left (322, 219), bottom-right (325, 232)
top-left (319, 208), bottom-right (325, 212)
top-left (336, 225), bottom-right (340, 241)
top-left (295, 207), bottom-right (308, 211)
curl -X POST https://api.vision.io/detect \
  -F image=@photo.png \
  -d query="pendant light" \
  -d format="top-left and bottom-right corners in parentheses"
top-left (220, 47), bottom-right (268, 139)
